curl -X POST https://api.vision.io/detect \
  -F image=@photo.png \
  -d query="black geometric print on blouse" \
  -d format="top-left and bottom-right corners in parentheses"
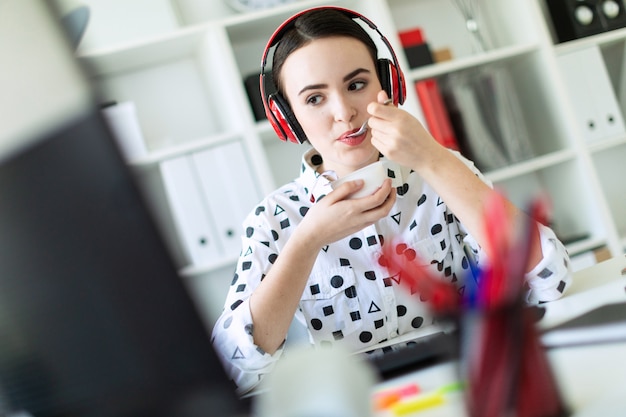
top-left (383, 277), bottom-right (392, 287)
top-left (387, 168), bottom-right (396, 179)
top-left (230, 300), bottom-right (243, 310)
top-left (322, 245), bottom-right (329, 252)
top-left (367, 235), bottom-right (378, 246)
top-left (311, 154), bottom-right (323, 165)
top-left (368, 301), bottom-right (381, 313)
top-left (223, 316), bottom-right (233, 329)
top-left (410, 220), bottom-right (417, 231)
top-left (323, 305), bottom-right (334, 316)
top-left (455, 233), bottom-right (463, 244)
top-left (255, 206), bottom-right (265, 215)
top-left (359, 331), bottom-right (373, 343)
top-left (437, 197), bottom-right (444, 206)
top-left (310, 284), bottom-right (320, 295)
top-left (444, 266), bottom-right (452, 277)
top-left (242, 261), bottom-right (252, 271)
top-left (236, 284), bottom-right (246, 292)
top-left (557, 280), bottom-right (566, 292)
top-left (365, 271), bottom-right (377, 280)
top-left (397, 305), bottom-right (407, 316)
top-left (345, 286), bottom-right (357, 298)
top-left (390, 274), bottom-right (401, 285)
top-left (350, 238), bottom-right (362, 250)
top-left (290, 195), bottom-right (300, 202)
top-left (271, 230), bottom-right (279, 241)
top-left (231, 273), bottom-right (239, 285)
top-left (246, 227), bottom-right (254, 237)
top-left (280, 218), bottom-right (290, 229)
top-left (311, 318), bottom-right (323, 330)
top-left (411, 316), bottom-right (424, 328)
top-left (340, 258), bottom-right (351, 267)
top-left (274, 205), bottom-right (285, 216)
top-left (232, 346), bottom-right (245, 360)
top-left (330, 275), bottom-right (344, 288)
top-left (417, 194), bottom-right (427, 206)
top-left (268, 253), bottom-right (277, 264)
top-left (378, 234), bottom-right (385, 246)
top-left (333, 330), bottom-right (344, 340)
top-left (446, 213), bottom-right (455, 224)
top-left (244, 323), bottom-right (253, 335)
top-left (397, 183), bottom-right (409, 196)
top-left (431, 224), bottom-right (443, 235)
top-left (350, 311), bottom-right (361, 321)
top-left (374, 319), bottom-right (384, 329)
top-left (391, 212), bottom-right (401, 225)
top-left (299, 206), bottom-right (309, 216)
top-left (538, 268), bottom-right (553, 279)
top-left (244, 246), bottom-right (253, 256)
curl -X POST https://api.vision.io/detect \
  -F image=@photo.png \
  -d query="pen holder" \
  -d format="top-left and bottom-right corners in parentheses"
top-left (459, 300), bottom-right (569, 417)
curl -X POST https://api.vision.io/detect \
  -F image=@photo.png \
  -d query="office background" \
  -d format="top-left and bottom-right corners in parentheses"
top-left (73, 0), bottom-right (626, 332)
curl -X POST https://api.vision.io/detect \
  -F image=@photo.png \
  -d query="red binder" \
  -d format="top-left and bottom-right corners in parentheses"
top-left (415, 79), bottom-right (459, 150)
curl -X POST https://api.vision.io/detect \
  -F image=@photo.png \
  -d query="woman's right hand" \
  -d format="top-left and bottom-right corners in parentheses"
top-left (297, 178), bottom-right (396, 248)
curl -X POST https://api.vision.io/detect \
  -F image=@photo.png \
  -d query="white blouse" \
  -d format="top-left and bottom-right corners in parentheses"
top-left (211, 148), bottom-right (573, 395)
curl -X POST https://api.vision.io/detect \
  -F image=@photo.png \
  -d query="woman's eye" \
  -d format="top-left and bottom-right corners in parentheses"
top-left (349, 81), bottom-right (366, 91)
top-left (306, 95), bottom-right (322, 105)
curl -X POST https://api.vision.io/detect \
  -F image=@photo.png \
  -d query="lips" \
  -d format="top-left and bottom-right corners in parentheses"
top-left (339, 130), bottom-right (366, 146)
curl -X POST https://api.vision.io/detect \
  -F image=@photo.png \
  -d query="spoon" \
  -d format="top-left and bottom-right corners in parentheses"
top-left (346, 98), bottom-right (393, 138)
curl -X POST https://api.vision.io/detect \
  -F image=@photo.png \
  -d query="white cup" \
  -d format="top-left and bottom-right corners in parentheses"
top-left (330, 161), bottom-right (387, 199)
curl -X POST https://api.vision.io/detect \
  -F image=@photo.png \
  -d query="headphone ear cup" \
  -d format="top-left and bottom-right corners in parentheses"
top-left (267, 93), bottom-right (307, 144)
top-left (377, 58), bottom-right (406, 106)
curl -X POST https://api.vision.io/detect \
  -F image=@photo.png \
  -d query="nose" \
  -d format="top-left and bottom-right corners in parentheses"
top-left (332, 94), bottom-right (357, 124)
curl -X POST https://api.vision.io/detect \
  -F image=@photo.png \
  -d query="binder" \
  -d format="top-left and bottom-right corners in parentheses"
top-left (415, 79), bottom-right (460, 150)
top-left (556, 46), bottom-right (626, 142)
top-left (159, 156), bottom-right (222, 265)
top-left (441, 74), bottom-right (509, 171)
top-left (192, 141), bottom-right (261, 258)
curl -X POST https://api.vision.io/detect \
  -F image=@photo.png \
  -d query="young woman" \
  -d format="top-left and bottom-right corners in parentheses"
top-left (211, 7), bottom-right (572, 395)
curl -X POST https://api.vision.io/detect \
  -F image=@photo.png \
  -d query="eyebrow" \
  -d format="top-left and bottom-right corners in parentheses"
top-left (297, 68), bottom-right (371, 96)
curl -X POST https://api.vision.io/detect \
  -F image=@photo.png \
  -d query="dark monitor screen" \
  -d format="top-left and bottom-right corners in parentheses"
top-left (0, 2), bottom-right (246, 416)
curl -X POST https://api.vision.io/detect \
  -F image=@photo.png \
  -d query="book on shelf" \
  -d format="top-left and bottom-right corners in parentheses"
top-left (415, 78), bottom-right (460, 151)
top-left (440, 67), bottom-right (535, 172)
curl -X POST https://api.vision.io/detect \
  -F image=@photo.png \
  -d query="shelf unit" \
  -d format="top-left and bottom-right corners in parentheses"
top-left (77, 0), bottom-right (626, 328)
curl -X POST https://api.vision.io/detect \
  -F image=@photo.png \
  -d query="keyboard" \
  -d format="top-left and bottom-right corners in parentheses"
top-left (363, 331), bottom-right (458, 380)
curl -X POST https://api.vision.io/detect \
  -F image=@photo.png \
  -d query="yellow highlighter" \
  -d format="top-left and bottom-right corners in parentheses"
top-left (390, 392), bottom-right (444, 415)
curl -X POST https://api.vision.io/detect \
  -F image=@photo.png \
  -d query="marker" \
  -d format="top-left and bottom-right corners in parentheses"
top-left (373, 382), bottom-right (420, 410)
top-left (389, 382), bottom-right (463, 416)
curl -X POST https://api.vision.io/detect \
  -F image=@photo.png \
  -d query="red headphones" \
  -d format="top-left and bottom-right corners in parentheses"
top-left (260, 6), bottom-right (407, 144)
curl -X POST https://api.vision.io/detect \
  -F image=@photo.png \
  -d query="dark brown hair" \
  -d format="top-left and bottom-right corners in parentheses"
top-left (271, 9), bottom-right (379, 95)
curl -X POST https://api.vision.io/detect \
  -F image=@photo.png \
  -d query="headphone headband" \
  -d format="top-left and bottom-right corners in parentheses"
top-left (260, 6), bottom-right (406, 144)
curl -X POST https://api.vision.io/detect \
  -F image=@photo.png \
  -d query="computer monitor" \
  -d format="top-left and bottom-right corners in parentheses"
top-left (0, 2), bottom-right (247, 416)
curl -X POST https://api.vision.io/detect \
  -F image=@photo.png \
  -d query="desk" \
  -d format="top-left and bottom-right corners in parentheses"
top-left (373, 254), bottom-right (626, 417)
